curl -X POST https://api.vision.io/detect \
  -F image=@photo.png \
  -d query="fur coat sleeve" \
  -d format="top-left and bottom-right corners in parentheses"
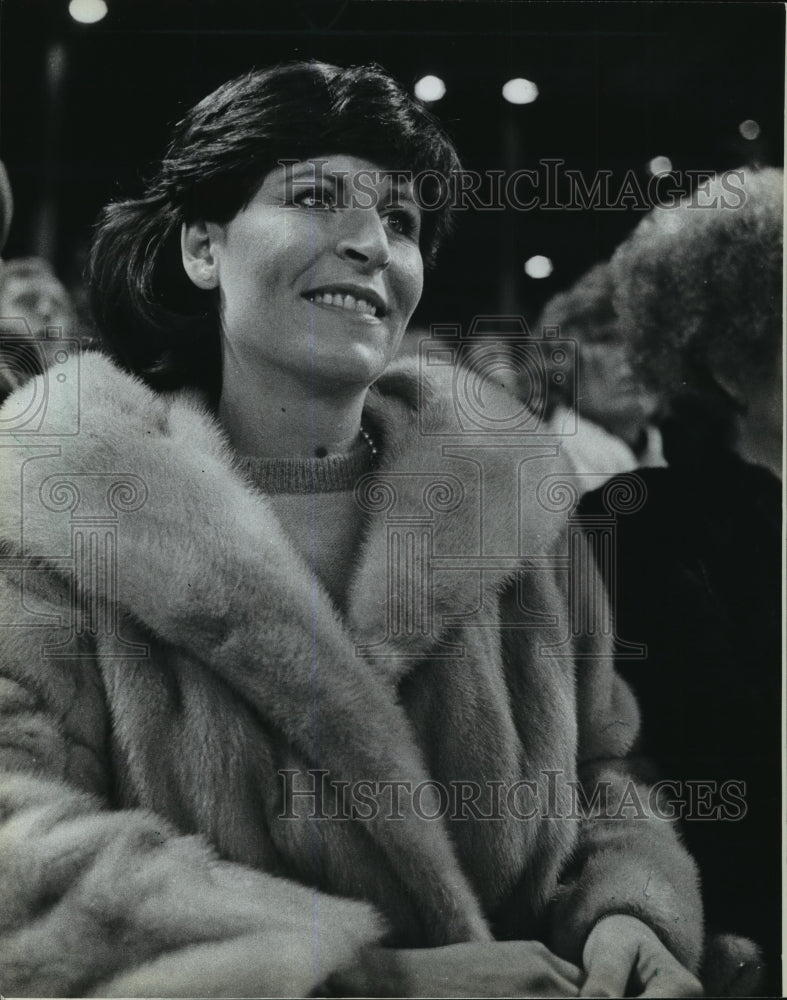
top-left (545, 596), bottom-right (704, 970)
top-left (0, 573), bottom-right (385, 998)
top-left (472, 556), bottom-right (704, 974)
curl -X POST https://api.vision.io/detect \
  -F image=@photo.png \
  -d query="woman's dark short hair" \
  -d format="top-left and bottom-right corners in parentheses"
top-left (88, 61), bottom-right (462, 397)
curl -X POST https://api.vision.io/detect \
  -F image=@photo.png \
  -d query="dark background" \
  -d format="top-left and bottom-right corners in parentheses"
top-left (0, 0), bottom-right (783, 332)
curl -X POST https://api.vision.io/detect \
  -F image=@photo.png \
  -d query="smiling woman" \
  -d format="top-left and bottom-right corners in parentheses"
top-left (0, 62), bottom-right (709, 998)
top-left (180, 154), bottom-right (424, 457)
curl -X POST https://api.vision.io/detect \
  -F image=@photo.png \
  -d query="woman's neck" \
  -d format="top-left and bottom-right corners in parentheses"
top-left (218, 357), bottom-right (369, 459)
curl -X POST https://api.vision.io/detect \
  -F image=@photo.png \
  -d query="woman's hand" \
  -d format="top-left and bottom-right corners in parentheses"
top-left (330, 940), bottom-right (583, 997)
top-left (580, 914), bottom-right (703, 997)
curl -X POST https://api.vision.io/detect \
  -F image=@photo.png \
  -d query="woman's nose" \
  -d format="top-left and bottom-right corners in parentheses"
top-left (335, 208), bottom-right (391, 271)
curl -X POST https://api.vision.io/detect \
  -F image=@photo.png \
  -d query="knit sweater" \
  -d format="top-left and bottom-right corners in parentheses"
top-left (237, 434), bottom-right (376, 610)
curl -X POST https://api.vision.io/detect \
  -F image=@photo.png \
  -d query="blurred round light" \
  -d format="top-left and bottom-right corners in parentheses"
top-left (524, 255), bottom-right (553, 279)
top-left (739, 119), bottom-right (761, 140)
top-left (648, 155), bottom-right (673, 176)
top-left (502, 78), bottom-right (539, 105)
top-left (69, 0), bottom-right (107, 23)
top-left (414, 75), bottom-right (446, 103)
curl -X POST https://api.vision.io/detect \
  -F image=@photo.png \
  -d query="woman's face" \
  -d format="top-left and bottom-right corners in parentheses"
top-left (577, 326), bottom-right (659, 433)
top-left (192, 155), bottom-right (424, 391)
top-left (0, 270), bottom-right (75, 339)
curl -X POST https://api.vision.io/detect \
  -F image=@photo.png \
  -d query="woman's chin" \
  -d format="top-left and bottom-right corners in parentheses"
top-left (315, 344), bottom-right (394, 389)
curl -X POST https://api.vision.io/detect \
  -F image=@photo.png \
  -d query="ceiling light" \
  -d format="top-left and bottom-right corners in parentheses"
top-left (68, 0), bottom-right (108, 23)
top-left (414, 75), bottom-right (446, 103)
top-left (502, 78), bottom-right (539, 105)
top-left (524, 255), bottom-right (553, 279)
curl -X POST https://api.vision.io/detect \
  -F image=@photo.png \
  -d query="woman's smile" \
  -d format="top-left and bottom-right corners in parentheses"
top-left (303, 282), bottom-right (387, 324)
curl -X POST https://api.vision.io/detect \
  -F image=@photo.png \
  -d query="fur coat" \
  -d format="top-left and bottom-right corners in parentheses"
top-left (0, 352), bottom-right (703, 997)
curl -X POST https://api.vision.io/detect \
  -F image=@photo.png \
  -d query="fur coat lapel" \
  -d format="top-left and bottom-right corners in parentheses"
top-left (351, 363), bottom-right (565, 673)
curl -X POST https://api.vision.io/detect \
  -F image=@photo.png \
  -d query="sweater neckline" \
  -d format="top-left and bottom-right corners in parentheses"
top-left (235, 430), bottom-right (376, 494)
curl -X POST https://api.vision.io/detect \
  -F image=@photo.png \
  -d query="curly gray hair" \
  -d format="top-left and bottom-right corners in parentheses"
top-left (610, 167), bottom-right (783, 405)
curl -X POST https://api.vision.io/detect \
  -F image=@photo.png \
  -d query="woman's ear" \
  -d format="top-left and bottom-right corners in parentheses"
top-left (181, 220), bottom-right (221, 290)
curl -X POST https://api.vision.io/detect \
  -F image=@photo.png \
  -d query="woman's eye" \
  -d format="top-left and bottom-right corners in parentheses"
top-left (295, 189), bottom-right (336, 210)
top-left (384, 209), bottom-right (420, 240)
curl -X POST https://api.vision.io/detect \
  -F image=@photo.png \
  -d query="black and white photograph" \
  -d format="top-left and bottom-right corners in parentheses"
top-left (0, 1), bottom-right (783, 996)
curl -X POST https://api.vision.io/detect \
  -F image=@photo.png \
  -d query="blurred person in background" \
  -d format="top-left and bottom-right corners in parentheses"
top-left (535, 261), bottom-right (666, 483)
top-left (0, 257), bottom-right (77, 340)
top-left (0, 256), bottom-right (78, 403)
top-left (579, 166), bottom-right (783, 996)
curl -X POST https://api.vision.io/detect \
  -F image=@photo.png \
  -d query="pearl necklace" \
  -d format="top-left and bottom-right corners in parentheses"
top-left (359, 423), bottom-right (379, 459)
top-left (312, 426), bottom-right (378, 461)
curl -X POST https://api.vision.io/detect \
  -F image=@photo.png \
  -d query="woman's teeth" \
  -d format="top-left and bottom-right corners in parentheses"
top-left (309, 291), bottom-right (378, 317)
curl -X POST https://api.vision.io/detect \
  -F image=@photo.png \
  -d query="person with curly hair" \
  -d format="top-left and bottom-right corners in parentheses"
top-left (579, 167), bottom-right (783, 995)
top-left (612, 167), bottom-right (781, 476)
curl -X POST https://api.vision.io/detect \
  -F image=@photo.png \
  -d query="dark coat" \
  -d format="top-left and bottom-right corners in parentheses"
top-left (578, 456), bottom-right (782, 994)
